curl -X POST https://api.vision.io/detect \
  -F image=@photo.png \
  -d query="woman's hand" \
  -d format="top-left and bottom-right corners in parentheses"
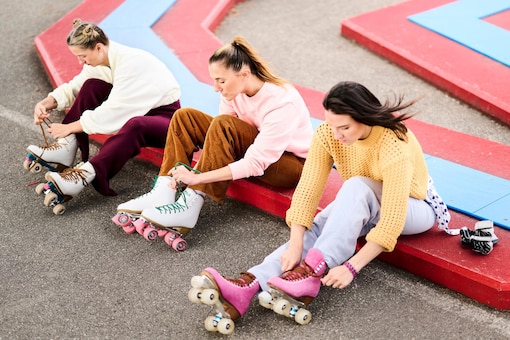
top-left (280, 224), bottom-right (307, 271)
top-left (280, 245), bottom-right (302, 272)
top-left (321, 264), bottom-right (355, 289)
top-left (33, 96), bottom-right (57, 125)
top-left (47, 123), bottom-right (72, 139)
top-left (33, 102), bottom-right (50, 125)
top-left (168, 165), bottom-right (201, 187)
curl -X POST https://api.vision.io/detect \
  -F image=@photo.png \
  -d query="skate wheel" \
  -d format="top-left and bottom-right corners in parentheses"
top-left (217, 318), bottom-right (235, 335)
top-left (172, 237), bottom-right (187, 251)
top-left (122, 224), bottom-right (136, 234)
top-left (35, 183), bottom-right (46, 195)
top-left (134, 220), bottom-right (147, 235)
top-left (204, 316), bottom-right (217, 332)
top-left (23, 159), bottom-right (30, 170)
top-left (273, 299), bottom-right (290, 316)
top-left (200, 288), bottom-right (219, 305)
top-left (258, 291), bottom-right (273, 309)
top-left (44, 192), bottom-right (57, 207)
top-left (116, 213), bottom-right (131, 227)
top-left (188, 288), bottom-right (202, 304)
top-left (294, 308), bottom-right (312, 325)
top-left (30, 162), bottom-right (42, 173)
top-left (53, 204), bottom-right (66, 215)
top-left (190, 275), bottom-right (206, 289)
top-left (143, 227), bottom-right (159, 241)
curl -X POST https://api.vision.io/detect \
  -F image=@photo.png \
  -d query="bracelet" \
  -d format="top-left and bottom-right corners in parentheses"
top-left (343, 261), bottom-right (358, 288)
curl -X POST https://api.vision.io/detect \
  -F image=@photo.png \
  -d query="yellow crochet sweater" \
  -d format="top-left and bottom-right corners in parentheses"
top-left (286, 122), bottom-right (429, 252)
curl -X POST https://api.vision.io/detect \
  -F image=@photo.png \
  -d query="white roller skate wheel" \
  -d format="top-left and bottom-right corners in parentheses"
top-left (258, 291), bottom-right (273, 309)
top-left (294, 308), bottom-right (312, 325)
top-left (31, 163), bottom-right (43, 173)
top-left (190, 275), bottom-right (206, 289)
top-left (44, 192), bottom-right (57, 207)
top-left (23, 159), bottom-right (30, 170)
top-left (188, 287), bottom-right (202, 304)
top-left (200, 288), bottom-right (219, 305)
top-left (53, 204), bottom-right (66, 215)
top-left (217, 318), bottom-right (235, 335)
top-left (273, 299), bottom-right (290, 316)
top-left (204, 316), bottom-right (217, 332)
top-left (35, 183), bottom-right (46, 195)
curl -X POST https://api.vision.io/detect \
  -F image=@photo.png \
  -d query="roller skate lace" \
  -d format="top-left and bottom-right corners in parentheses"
top-left (59, 167), bottom-right (91, 187)
top-left (156, 201), bottom-right (188, 214)
top-left (225, 272), bottom-right (258, 288)
top-left (281, 261), bottom-right (321, 282)
top-left (132, 177), bottom-right (159, 200)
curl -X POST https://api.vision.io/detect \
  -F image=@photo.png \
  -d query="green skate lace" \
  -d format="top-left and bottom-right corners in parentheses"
top-left (173, 162), bottom-right (201, 203)
top-left (156, 201), bottom-right (187, 214)
top-left (132, 176), bottom-right (160, 201)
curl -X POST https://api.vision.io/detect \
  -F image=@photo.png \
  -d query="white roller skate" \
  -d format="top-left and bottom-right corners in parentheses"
top-left (112, 176), bottom-right (176, 234)
top-left (132, 188), bottom-right (204, 251)
top-left (24, 132), bottom-right (77, 173)
top-left (38, 161), bottom-right (96, 215)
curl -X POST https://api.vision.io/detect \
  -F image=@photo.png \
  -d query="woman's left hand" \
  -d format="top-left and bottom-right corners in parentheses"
top-left (169, 165), bottom-right (201, 186)
top-left (321, 265), bottom-right (354, 289)
top-left (47, 123), bottom-right (72, 139)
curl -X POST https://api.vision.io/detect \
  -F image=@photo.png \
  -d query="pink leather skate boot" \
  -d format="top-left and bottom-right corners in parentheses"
top-left (202, 268), bottom-right (260, 320)
top-left (267, 248), bottom-right (327, 305)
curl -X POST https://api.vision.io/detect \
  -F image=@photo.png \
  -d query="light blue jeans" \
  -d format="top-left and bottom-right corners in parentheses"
top-left (249, 176), bottom-right (436, 291)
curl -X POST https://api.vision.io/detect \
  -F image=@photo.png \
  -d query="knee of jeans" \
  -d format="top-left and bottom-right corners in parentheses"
top-left (211, 114), bottom-right (236, 127)
top-left (339, 176), bottom-right (380, 198)
top-left (121, 116), bottom-right (145, 131)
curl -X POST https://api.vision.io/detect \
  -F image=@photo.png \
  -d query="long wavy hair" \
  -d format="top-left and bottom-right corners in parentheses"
top-left (323, 81), bottom-right (417, 141)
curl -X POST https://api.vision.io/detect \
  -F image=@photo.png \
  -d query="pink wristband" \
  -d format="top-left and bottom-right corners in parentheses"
top-left (343, 261), bottom-right (358, 287)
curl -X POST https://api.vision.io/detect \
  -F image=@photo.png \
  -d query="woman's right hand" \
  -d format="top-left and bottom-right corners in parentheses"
top-left (280, 245), bottom-right (302, 272)
top-left (33, 102), bottom-right (50, 125)
top-left (280, 223), bottom-right (307, 271)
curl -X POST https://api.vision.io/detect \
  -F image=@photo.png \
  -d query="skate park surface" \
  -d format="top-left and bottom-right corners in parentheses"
top-left (2, 0), bottom-right (510, 339)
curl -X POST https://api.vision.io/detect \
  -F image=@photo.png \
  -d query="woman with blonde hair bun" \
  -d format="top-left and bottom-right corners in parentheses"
top-left (26, 19), bottom-right (181, 212)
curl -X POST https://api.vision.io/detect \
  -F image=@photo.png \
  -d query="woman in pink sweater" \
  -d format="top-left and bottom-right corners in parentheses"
top-left (115, 36), bottom-right (313, 238)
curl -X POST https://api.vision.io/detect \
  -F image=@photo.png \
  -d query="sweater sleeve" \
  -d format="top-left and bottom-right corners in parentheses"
top-left (228, 99), bottom-right (305, 180)
top-left (365, 150), bottom-right (415, 252)
top-left (80, 62), bottom-right (170, 134)
top-left (286, 123), bottom-right (334, 229)
top-left (49, 64), bottom-right (112, 111)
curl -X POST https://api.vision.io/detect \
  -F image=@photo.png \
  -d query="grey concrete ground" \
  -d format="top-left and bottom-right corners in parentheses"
top-left (1, 0), bottom-right (509, 339)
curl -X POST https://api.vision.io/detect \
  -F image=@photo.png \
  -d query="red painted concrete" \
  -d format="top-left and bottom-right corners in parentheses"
top-left (341, 0), bottom-right (510, 127)
top-left (34, 0), bottom-right (510, 309)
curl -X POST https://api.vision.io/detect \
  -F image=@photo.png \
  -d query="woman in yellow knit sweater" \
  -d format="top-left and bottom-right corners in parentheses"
top-left (188, 81), bottom-right (450, 332)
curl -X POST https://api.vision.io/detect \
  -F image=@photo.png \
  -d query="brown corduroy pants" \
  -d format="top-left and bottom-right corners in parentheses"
top-left (158, 108), bottom-right (305, 203)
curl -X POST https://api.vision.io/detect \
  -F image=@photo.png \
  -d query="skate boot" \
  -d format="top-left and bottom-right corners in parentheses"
top-left (25, 134), bottom-right (77, 173)
top-left (41, 161), bottom-right (96, 215)
top-left (260, 248), bottom-right (327, 325)
top-left (188, 268), bottom-right (260, 335)
top-left (132, 188), bottom-right (204, 251)
top-left (460, 220), bottom-right (499, 255)
top-left (112, 176), bottom-right (175, 234)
